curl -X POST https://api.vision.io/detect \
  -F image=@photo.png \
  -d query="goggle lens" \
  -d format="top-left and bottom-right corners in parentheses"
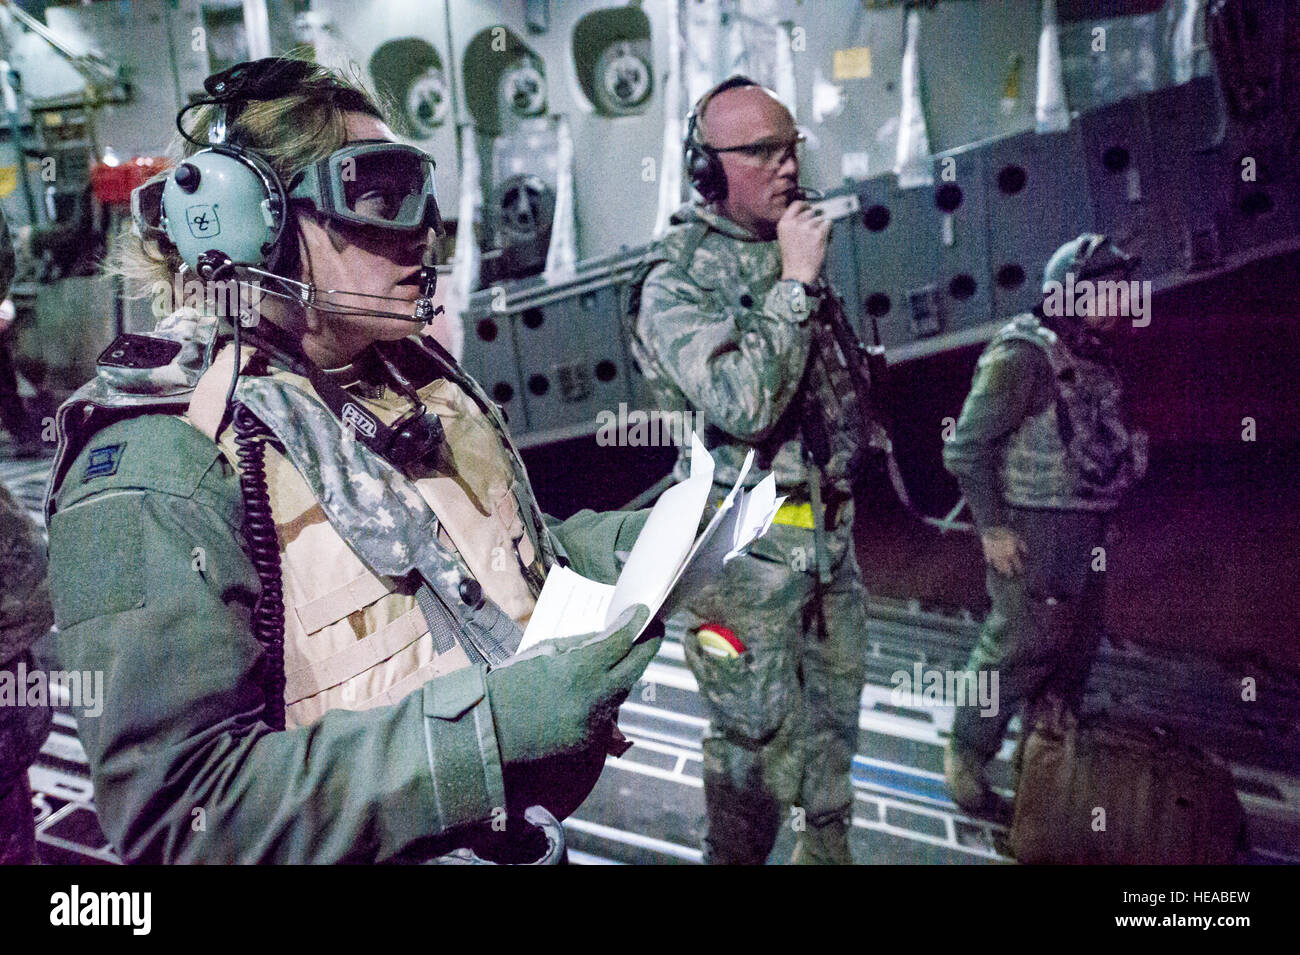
top-left (340, 150), bottom-right (432, 227)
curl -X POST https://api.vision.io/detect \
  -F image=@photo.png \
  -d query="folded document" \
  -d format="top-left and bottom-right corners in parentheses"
top-left (517, 433), bottom-right (783, 651)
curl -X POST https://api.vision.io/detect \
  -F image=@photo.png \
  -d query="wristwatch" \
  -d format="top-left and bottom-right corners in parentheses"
top-left (779, 278), bottom-right (819, 317)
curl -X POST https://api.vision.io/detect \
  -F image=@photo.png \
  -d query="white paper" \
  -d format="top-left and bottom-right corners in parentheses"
top-left (727, 475), bottom-right (781, 563)
top-left (658, 447), bottom-right (753, 594)
top-left (516, 566), bottom-right (614, 652)
top-left (516, 435), bottom-right (784, 652)
top-left (656, 495), bottom-right (744, 620)
top-left (606, 432), bottom-right (715, 625)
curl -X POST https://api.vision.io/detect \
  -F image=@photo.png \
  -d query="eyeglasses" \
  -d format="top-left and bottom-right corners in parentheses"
top-left (709, 134), bottom-right (805, 167)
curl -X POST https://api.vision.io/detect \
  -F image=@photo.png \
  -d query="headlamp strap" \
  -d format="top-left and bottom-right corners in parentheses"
top-left (239, 322), bottom-right (443, 470)
top-left (300, 360), bottom-right (442, 471)
top-left (179, 58), bottom-right (317, 148)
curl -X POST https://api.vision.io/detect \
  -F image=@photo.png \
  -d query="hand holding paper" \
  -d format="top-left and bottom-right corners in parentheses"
top-left (516, 433), bottom-right (783, 653)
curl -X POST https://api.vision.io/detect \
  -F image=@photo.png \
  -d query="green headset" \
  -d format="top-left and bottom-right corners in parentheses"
top-left (158, 59), bottom-right (307, 279)
top-left (157, 58), bottom-right (444, 285)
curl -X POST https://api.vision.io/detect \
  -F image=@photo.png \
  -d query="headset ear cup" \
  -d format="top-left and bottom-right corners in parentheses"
top-left (161, 146), bottom-right (287, 273)
top-left (684, 135), bottom-right (726, 203)
top-left (702, 150), bottom-right (726, 202)
top-left (683, 112), bottom-right (709, 201)
top-left (685, 141), bottom-right (709, 200)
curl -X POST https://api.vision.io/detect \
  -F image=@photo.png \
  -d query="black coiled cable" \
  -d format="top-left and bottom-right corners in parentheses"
top-left (232, 402), bottom-right (287, 731)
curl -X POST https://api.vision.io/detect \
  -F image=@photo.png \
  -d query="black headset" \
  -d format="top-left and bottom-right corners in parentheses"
top-left (683, 75), bottom-right (760, 203)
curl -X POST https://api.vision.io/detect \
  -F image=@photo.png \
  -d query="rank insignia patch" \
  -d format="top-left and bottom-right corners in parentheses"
top-left (83, 443), bottom-right (125, 482)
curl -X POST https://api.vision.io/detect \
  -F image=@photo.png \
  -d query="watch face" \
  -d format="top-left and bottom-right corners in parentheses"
top-left (788, 280), bottom-right (808, 313)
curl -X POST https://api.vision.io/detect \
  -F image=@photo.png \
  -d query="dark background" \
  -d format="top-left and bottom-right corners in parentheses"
top-left (526, 246), bottom-right (1300, 674)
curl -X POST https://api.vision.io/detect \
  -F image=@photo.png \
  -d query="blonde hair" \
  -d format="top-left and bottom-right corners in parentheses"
top-left (107, 57), bottom-right (386, 300)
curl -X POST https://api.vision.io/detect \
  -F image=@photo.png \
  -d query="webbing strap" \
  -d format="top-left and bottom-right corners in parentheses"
top-left (414, 582), bottom-right (515, 669)
top-left (416, 583), bottom-right (477, 662)
top-left (294, 570), bottom-right (391, 635)
top-left (806, 462), bottom-right (832, 587)
top-left (282, 606), bottom-right (425, 703)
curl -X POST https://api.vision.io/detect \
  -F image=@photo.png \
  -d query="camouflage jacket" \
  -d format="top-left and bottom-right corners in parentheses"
top-left (0, 483), bottom-right (52, 666)
top-left (634, 203), bottom-right (864, 496)
top-left (43, 309), bottom-right (645, 863)
top-left (943, 314), bottom-right (1147, 527)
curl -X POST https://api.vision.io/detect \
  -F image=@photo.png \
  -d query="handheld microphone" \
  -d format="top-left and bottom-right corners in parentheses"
top-left (786, 188), bottom-right (831, 294)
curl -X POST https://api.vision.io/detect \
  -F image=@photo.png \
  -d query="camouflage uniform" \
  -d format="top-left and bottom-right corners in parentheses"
top-left (0, 206), bottom-right (36, 452)
top-left (635, 203), bottom-right (870, 864)
top-left (42, 309), bottom-right (647, 863)
top-left (0, 199), bottom-right (50, 864)
top-left (0, 483), bottom-right (54, 865)
top-left (942, 314), bottom-right (1146, 770)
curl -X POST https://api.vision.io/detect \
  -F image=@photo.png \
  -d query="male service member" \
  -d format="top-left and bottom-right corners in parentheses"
top-left (634, 77), bottom-right (873, 864)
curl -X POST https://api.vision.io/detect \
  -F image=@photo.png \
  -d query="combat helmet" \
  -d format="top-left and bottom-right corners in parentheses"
top-left (1042, 233), bottom-right (1140, 293)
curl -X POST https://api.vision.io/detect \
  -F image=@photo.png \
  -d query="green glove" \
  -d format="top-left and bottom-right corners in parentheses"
top-left (487, 604), bottom-right (661, 765)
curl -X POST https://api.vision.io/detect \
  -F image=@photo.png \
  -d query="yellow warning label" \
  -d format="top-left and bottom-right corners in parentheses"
top-left (833, 47), bottom-right (872, 80)
top-left (0, 166), bottom-right (16, 198)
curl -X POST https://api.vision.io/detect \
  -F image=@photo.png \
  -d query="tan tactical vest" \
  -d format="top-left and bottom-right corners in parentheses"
top-left (187, 345), bottom-right (540, 729)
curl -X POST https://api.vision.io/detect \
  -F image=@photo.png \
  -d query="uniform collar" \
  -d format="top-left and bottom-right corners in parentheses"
top-left (320, 349), bottom-right (387, 399)
top-left (669, 201), bottom-right (766, 242)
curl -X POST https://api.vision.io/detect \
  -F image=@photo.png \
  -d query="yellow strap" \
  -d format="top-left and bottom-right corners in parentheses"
top-left (771, 499), bottom-right (816, 529)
